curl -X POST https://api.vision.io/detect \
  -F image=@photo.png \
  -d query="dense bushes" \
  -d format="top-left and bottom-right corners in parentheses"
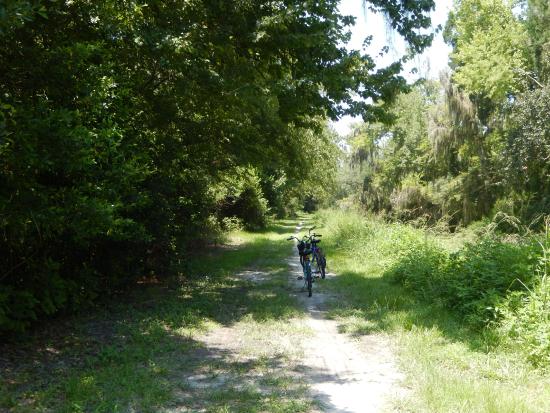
top-left (318, 209), bottom-right (550, 367)
top-left (389, 229), bottom-right (549, 366)
top-left (498, 278), bottom-right (550, 366)
top-left (504, 85), bottom-right (550, 223)
top-left (389, 238), bottom-right (539, 326)
top-left (498, 225), bottom-right (550, 366)
top-left (217, 169), bottom-right (269, 231)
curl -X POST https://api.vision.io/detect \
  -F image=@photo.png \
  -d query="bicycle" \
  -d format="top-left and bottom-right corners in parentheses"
top-left (307, 226), bottom-right (326, 279)
top-left (287, 227), bottom-right (327, 296)
top-left (287, 234), bottom-right (314, 296)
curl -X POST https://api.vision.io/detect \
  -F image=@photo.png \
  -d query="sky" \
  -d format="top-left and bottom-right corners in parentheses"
top-left (332, 0), bottom-right (454, 136)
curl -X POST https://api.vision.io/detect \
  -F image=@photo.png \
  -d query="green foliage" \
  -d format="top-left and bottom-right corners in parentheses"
top-left (390, 236), bottom-right (539, 327)
top-left (497, 222), bottom-right (550, 366)
top-left (0, 0), bottom-right (435, 332)
top-left (525, 0), bottom-right (550, 83)
top-left (218, 168), bottom-right (269, 231)
top-left (316, 208), bottom-right (550, 411)
top-left (505, 85), bottom-right (550, 218)
top-left (340, 0), bottom-right (548, 228)
top-left (342, 82), bottom-right (441, 217)
top-left (389, 174), bottom-right (438, 222)
top-left (320, 208), bottom-right (550, 367)
top-left (498, 278), bottom-right (550, 366)
top-left (387, 224), bottom-right (550, 366)
top-left (445, 0), bottom-right (528, 100)
top-left (448, 239), bottom-right (537, 325)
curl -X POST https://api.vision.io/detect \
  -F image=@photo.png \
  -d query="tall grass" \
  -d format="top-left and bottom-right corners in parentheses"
top-left (497, 219), bottom-right (550, 366)
top-left (316, 208), bottom-right (421, 272)
top-left (314, 208), bottom-right (550, 412)
top-left (318, 208), bottom-right (550, 366)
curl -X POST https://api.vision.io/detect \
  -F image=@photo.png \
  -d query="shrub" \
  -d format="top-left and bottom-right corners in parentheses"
top-left (221, 216), bottom-right (244, 232)
top-left (218, 169), bottom-right (269, 231)
top-left (444, 239), bottom-right (538, 326)
top-left (497, 279), bottom-right (550, 366)
top-left (316, 208), bottom-right (374, 251)
top-left (320, 208), bottom-right (550, 366)
top-left (496, 226), bottom-right (550, 366)
top-left (390, 236), bottom-right (538, 328)
top-left (388, 240), bottom-right (449, 302)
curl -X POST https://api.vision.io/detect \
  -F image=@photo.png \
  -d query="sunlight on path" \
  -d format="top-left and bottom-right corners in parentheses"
top-left (173, 221), bottom-right (406, 412)
top-left (289, 223), bottom-right (406, 412)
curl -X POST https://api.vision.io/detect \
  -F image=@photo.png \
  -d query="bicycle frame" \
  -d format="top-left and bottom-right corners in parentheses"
top-left (302, 253), bottom-right (313, 291)
top-left (287, 226), bottom-right (326, 294)
top-left (307, 227), bottom-right (325, 278)
top-left (287, 234), bottom-right (314, 296)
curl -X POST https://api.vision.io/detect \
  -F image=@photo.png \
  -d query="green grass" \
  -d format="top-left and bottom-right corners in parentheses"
top-left (398, 328), bottom-right (549, 413)
top-left (1, 218), bottom-right (315, 413)
top-left (313, 208), bottom-right (550, 413)
top-left (7, 210), bottom-right (546, 412)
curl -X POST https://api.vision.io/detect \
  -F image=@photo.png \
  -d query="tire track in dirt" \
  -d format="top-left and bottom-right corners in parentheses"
top-left (179, 222), bottom-right (407, 412)
top-left (289, 223), bottom-right (407, 412)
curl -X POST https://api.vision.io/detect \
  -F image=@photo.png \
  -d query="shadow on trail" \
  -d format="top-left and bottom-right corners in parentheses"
top-left (1, 303), bottom-right (354, 412)
top-left (0, 221), bottom-right (320, 412)
top-left (165, 335), bottom-right (360, 413)
top-left (1, 218), bottom-right (360, 412)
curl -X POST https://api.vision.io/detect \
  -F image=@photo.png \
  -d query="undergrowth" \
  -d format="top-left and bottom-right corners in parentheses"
top-left (315, 208), bottom-right (550, 412)
top-left (318, 208), bottom-right (549, 367)
top-left (0, 219), bottom-right (313, 413)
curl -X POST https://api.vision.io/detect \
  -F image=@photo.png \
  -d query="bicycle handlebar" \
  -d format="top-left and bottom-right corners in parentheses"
top-left (305, 234), bottom-right (322, 241)
top-left (286, 233), bottom-right (322, 241)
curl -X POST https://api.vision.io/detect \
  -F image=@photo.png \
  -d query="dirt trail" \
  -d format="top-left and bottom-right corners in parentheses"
top-left (290, 223), bottom-right (406, 413)
top-left (189, 223), bottom-right (407, 412)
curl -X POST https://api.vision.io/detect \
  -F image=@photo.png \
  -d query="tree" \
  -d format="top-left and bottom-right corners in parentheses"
top-left (345, 81), bottom-right (440, 218)
top-left (524, 0), bottom-right (550, 83)
top-left (0, 0), bottom-right (437, 331)
top-left (445, 0), bottom-right (528, 101)
top-left (504, 85), bottom-right (550, 219)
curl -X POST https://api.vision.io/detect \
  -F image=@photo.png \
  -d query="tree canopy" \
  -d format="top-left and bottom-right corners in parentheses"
top-left (0, 0), bottom-right (437, 332)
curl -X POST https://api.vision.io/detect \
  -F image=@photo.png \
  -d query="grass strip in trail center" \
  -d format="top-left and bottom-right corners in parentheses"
top-left (1, 219), bottom-right (316, 413)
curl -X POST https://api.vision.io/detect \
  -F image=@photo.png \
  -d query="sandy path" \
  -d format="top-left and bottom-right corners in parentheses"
top-left (289, 224), bottom-right (406, 413)
top-left (185, 223), bottom-right (407, 412)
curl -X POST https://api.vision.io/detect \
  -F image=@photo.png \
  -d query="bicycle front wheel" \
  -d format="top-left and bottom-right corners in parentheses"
top-left (306, 265), bottom-right (312, 297)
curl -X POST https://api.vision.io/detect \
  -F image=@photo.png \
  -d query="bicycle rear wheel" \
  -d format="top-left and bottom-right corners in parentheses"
top-left (313, 253), bottom-right (325, 279)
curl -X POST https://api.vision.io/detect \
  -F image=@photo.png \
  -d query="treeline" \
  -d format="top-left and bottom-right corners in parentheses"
top-left (342, 0), bottom-right (549, 229)
top-left (335, 0), bottom-right (550, 368)
top-left (0, 1), bottom-right (436, 332)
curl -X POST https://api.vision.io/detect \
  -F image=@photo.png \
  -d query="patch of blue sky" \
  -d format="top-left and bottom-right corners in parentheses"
top-left (332, 0), bottom-right (453, 136)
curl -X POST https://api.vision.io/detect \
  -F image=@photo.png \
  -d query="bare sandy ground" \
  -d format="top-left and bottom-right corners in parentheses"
top-left (187, 223), bottom-right (407, 412)
top-left (289, 223), bottom-right (407, 413)
top-left (288, 257), bottom-right (406, 412)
